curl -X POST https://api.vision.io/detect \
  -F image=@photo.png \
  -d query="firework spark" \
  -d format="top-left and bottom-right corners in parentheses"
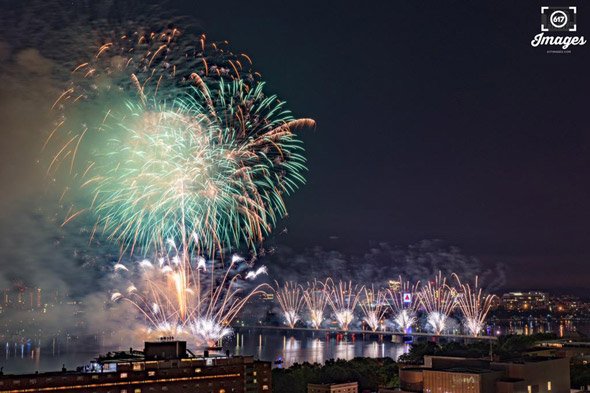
top-left (47, 27), bottom-right (314, 256)
top-left (302, 279), bottom-right (329, 329)
top-left (359, 286), bottom-right (388, 332)
top-left (245, 266), bottom-right (268, 280)
top-left (274, 281), bottom-right (305, 329)
top-left (44, 22), bottom-right (314, 346)
top-left (326, 280), bottom-right (364, 331)
top-left (386, 276), bottom-right (420, 333)
top-left (418, 271), bottom-right (456, 335)
top-left (112, 241), bottom-right (269, 347)
top-left (453, 274), bottom-right (496, 336)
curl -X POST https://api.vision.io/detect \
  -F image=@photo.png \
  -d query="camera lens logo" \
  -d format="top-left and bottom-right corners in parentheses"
top-left (550, 10), bottom-right (568, 28)
top-left (541, 6), bottom-right (577, 32)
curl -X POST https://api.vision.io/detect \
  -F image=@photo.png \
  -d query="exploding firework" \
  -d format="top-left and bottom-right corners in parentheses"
top-left (358, 286), bottom-right (388, 332)
top-left (386, 276), bottom-right (421, 333)
top-left (418, 271), bottom-right (456, 335)
top-left (274, 281), bottom-right (305, 329)
top-left (40, 17), bottom-right (314, 346)
top-left (111, 240), bottom-right (269, 347)
top-left (302, 279), bottom-right (329, 329)
top-left (46, 27), bottom-right (314, 256)
top-left (452, 274), bottom-right (496, 336)
top-left (326, 280), bottom-right (364, 331)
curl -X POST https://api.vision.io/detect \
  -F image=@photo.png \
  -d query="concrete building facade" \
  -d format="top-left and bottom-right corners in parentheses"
top-left (399, 355), bottom-right (570, 393)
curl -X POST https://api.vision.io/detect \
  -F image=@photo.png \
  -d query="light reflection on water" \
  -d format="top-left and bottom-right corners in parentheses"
top-left (230, 329), bottom-right (409, 368)
top-left (0, 320), bottom-right (588, 374)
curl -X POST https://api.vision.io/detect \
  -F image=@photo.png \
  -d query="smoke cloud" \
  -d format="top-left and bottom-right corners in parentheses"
top-left (263, 240), bottom-right (506, 291)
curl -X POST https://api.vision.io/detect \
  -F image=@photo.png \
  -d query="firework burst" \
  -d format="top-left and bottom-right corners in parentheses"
top-left (42, 19), bottom-right (314, 346)
top-left (452, 274), bottom-right (496, 336)
top-left (302, 279), bottom-right (329, 329)
top-left (359, 286), bottom-right (388, 332)
top-left (274, 281), bottom-right (305, 329)
top-left (326, 280), bottom-right (364, 331)
top-left (418, 271), bottom-right (456, 335)
top-left (112, 240), bottom-right (269, 347)
top-left (46, 27), bottom-right (314, 256)
top-left (386, 276), bottom-right (421, 333)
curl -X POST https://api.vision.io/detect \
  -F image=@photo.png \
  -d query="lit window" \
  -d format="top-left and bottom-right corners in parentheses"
top-left (253, 371), bottom-right (257, 376)
top-left (133, 363), bottom-right (143, 371)
top-left (527, 386), bottom-right (532, 393)
top-left (120, 372), bottom-right (128, 378)
top-left (262, 385), bottom-right (269, 391)
top-left (134, 389), bottom-right (141, 393)
top-left (148, 371), bottom-right (156, 377)
top-left (219, 390), bottom-right (226, 393)
top-left (548, 381), bottom-right (552, 391)
top-left (195, 368), bottom-right (202, 373)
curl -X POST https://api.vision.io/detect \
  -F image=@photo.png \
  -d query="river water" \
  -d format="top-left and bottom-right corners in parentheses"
top-left (0, 329), bottom-right (409, 374)
top-left (1, 320), bottom-right (588, 374)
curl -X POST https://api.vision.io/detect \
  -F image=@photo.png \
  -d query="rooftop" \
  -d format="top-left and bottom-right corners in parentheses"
top-left (431, 367), bottom-right (498, 374)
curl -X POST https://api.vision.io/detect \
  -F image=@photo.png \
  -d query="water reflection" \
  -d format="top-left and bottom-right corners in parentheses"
top-left (1, 320), bottom-right (588, 374)
top-left (309, 338), bottom-right (324, 364)
top-left (231, 329), bottom-right (412, 368)
top-left (490, 318), bottom-right (582, 337)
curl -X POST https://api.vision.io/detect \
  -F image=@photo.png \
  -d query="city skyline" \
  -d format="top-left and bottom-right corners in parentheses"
top-left (0, 2), bottom-right (589, 390)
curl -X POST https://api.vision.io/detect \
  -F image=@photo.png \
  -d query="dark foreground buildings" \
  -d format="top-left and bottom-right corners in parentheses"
top-left (0, 340), bottom-right (271, 393)
top-left (398, 355), bottom-right (569, 393)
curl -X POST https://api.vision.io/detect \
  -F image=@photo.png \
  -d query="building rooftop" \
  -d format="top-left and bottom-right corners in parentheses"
top-left (495, 355), bottom-right (563, 364)
top-left (433, 367), bottom-right (498, 374)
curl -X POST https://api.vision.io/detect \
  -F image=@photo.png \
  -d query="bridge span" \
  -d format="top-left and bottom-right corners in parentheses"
top-left (235, 325), bottom-right (498, 341)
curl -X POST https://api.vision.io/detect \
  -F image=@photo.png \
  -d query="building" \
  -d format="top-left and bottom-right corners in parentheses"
top-left (533, 339), bottom-right (590, 364)
top-left (0, 340), bottom-right (271, 393)
top-left (399, 355), bottom-right (570, 393)
top-left (501, 292), bottom-right (548, 312)
top-left (308, 382), bottom-right (358, 393)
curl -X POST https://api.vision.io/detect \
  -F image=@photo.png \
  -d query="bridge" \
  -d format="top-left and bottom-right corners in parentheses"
top-left (235, 325), bottom-right (498, 341)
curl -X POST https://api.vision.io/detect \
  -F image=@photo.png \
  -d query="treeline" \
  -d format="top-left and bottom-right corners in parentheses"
top-left (272, 334), bottom-right (590, 392)
top-left (571, 364), bottom-right (590, 389)
top-left (398, 333), bottom-right (558, 364)
top-left (272, 357), bottom-right (399, 393)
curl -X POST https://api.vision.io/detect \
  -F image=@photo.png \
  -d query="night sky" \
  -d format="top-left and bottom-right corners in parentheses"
top-left (1, 1), bottom-right (589, 292)
top-left (175, 1), bottom-right (590, 290)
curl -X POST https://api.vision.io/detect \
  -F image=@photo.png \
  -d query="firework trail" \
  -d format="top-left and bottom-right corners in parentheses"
top-left (418, 271), bottom-right (456, 335)
top-left (64, 27), bottom-right (261, 103)
top-left (274, 281), bottom-right (305, 329)
top-left (112, 240), bottom-right (269, 347)
top-left (302, 279), bottom-right (330, 329)
top-left (245, 266), bottom-right (268, 280)
top-left (358, 286), bottom-right (388, 332)
top-left (326, 279), bottom-right (364, 331)
top-left (452, 274), bottom-right (496, 336)
top-left (386, 276), bottom-right (421, 333)
top-left (46, 26), bottom-right (314, 256)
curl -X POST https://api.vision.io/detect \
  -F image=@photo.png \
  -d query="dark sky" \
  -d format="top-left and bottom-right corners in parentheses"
top-left (171, 1), bottom-right (590, 290)
top-left (0, 0), bottom-right (588, 293)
